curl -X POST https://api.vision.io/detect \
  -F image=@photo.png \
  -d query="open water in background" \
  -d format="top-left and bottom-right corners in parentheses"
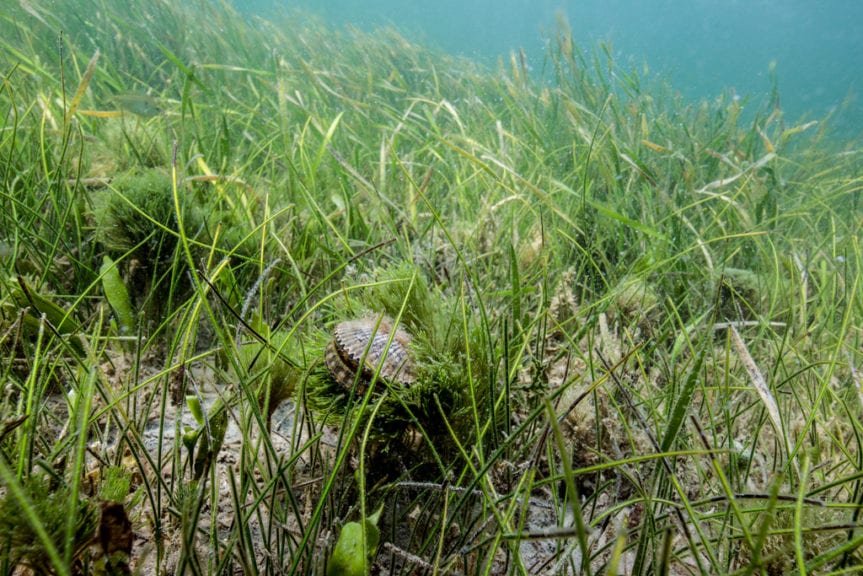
top-left (236, 0), bottom-right (862, 142)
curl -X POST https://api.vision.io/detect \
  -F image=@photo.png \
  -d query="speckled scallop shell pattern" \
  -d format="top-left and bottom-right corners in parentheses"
top-left (324, 317), bottom-right (417, 393)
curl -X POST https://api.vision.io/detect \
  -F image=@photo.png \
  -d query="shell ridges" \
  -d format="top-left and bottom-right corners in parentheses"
top-left (326, 316), bottom-right (417, 393)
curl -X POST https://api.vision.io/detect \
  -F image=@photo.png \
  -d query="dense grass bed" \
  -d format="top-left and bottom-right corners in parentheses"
top-left (1, 0), bottom-right (862, 574)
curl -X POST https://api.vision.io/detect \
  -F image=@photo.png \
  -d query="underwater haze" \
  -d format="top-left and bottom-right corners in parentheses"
top-left (238, 0), bottom-right (862, 141)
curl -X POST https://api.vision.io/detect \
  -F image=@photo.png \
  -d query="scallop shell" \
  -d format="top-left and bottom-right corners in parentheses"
top-left (325, 316), bottom-right (416, 393)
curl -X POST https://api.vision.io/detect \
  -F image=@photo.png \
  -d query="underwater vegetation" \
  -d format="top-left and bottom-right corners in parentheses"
top-left (1, 0), bottom-right (862, 574)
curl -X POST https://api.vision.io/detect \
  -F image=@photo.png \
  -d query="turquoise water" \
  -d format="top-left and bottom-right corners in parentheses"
top-left (237, 0), bottom-right (862, 141)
